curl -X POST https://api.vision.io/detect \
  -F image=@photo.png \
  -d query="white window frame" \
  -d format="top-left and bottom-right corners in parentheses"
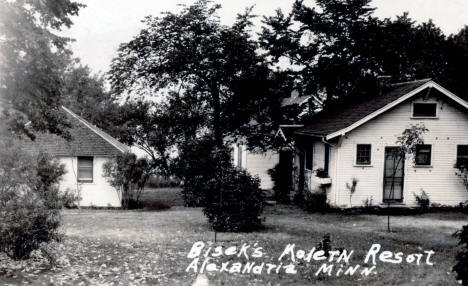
top-left (414, 144), bottom-right (432, 167)
top-left (411, 102), bottom-right (439, 119)
top-left (77, 156), bottom-right (94, 183)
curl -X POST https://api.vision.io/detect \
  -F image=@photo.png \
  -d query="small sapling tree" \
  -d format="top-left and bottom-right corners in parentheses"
top-left (103, 152), bottom-right (151, 209)
top-left (386, 123), bottom-right (428, 231)
top-left (346, 178), bottom-right (358, 207)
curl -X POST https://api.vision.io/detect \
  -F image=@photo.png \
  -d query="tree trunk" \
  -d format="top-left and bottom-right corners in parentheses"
top-left (211, 85), bottom-right (223, 148)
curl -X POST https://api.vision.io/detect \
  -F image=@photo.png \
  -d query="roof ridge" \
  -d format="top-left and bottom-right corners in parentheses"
top-left (61, 106), bottom-right (128, 154)
top-left (390, 78), bottom-right (432, 87)
top-left (297, 80), bottom-right (465, 139)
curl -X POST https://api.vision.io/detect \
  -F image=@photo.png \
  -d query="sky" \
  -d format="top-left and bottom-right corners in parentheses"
top-left (62, 0), bottom-right (468, 74)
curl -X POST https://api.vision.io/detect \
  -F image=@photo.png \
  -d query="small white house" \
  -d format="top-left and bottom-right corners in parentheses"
top-left (23, 106), bottom-right (128, 207)
top-left (231, 92), bottom-right (311, 190)
top-left (232, 143), bottom-right (279, 190)
top-left (294, 79), bottom-right (468, 208)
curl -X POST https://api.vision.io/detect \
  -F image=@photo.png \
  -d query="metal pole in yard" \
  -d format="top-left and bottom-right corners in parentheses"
top-left (387, 202), bottom-right (391, 232)
top-left (215, 160), bottom-right (223, 243)
top-left (215, 183), bottom-right (222, 243)
top-left (387, 215), bottom-right (390, 232)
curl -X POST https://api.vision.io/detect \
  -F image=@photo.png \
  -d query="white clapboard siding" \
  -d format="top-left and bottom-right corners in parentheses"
top-left (231, 143), bottom-right (279, 190)
top-left (313, 142), bottom-right (326, 170)
top-left (328, 145), bottom-right (338, 204)
top-left (59, 156), bottom-right (122, 207)
top-left (331, 94), bottom-right (468, 207)
top-left (245, 149), bottom-right (279, 190)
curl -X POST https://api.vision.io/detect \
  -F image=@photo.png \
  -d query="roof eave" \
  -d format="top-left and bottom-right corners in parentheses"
top-left (324, 81), bottom-right (432, 140)
top-left (61, 106), bottom-right (129, 154)
top-left (294, 130), bottom-right (327, 138)
top-left (325, 80), bottom-right (468, 140)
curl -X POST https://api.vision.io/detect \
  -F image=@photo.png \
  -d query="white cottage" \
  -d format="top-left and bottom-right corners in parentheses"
top-left (294, 79), bottom-right (468, 208)
top-left (232, 92), bottom-right (311, 190)
top-left (23, 106), bottom-right (128, 207)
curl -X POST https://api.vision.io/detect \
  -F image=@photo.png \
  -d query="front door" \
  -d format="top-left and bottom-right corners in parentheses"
top-left (279, 150), bottom-right (293, 188)
top-left (383, 147), bottom-right (404, 203)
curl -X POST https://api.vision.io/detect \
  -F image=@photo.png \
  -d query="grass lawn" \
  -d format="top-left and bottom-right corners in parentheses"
top-left (0, 187), bottom-right (466, 285)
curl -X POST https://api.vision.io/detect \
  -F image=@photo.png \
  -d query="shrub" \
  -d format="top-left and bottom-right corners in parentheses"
top-left (174, 138), bottom-right (265, 231)
top-left (0, 141), bottom-right (70, 260)
top-left (268, 163), bottom-right (292, 203)
top-left (454, 225), bottom-right (468, 285)
top-left (293, 189), bottom-right (305, 205)
top-left (203, 167), bottom-right (264, 232)
top-left (200, 147), bottom-right (264, 232)
top-left (414, 190), bottom-right (430, 210)
top-left (302, 190), bottom-right (329, 212)
top-left (460, 201), bottom-right (468, 214)
top-left (103, 152), bottom-right (151, 209)
top-left (362, 196), bottom-right (374, 208)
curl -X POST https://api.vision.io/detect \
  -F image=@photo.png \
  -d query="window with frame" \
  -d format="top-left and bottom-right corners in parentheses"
top-left (305, 144), bottom-right (314, 170)
top-left (77, 156), bottom-right (93, 182)
top-left (457, 145), bottom-right (468, 169)
top-left (356, 144), bottom-right (371, 165)
top-left (412, 103), bottom-right (437, 118)
top-left (415, 145), bottom-right (432, 166)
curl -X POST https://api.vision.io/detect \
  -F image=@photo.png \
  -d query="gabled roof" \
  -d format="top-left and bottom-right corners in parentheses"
top-left (275, 125), bottom-right (304, 142)
top-left (281, 95), bottom-right (311, 107)
top-left (297, 79), bottom-right (468, 140)
top-left (22, 106), bottom-right (129, 156)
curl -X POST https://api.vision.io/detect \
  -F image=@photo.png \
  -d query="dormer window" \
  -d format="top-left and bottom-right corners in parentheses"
top-left (412, 102), bottom-right (437, 118)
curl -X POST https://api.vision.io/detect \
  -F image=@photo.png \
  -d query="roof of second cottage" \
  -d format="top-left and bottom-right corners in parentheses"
top-left (22, 106), bottom-right (129, 156)
top-left (281, 90), bottom-right (311, 107)
top-left (296, 79), bottom-right (448, 139)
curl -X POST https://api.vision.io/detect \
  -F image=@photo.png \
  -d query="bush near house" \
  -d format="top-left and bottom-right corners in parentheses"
top-left (202, 161), bottom-right (264, 232)
top-left (268, 163), bottom-right (292, 203)
top-left (103, 152), bottom-right (151, 209)
top-left (173, 137), bottom-right (265, 231)
top-left (414, 190), bottom-right (431, 210)
top-left (454, 225), bottom-right (468, 285)
top-left (302, 190), bottom-right (329, 213)
top-left (0, 139), bottom-right (72, 260)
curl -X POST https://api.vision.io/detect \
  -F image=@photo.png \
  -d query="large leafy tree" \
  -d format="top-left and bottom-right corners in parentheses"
top-left (60, 64), bottom-right (132, 140)
top-left (446, 26), bottom-right (468, 99)
top-left (0, 0), bottom-right (83, 138)
top-left (109, 0), bottom-right (283, 151)
top-left (261, 0), bottom-right (454, 112)
top-left (372, 16), bottom-right (450, 85)
top-left (62, 65), bottom-right (111, 124)
top-left (261, 0), bottom-right (378, 110)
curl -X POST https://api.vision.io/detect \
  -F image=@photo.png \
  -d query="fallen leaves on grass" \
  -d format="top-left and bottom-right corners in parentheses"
top-left (0, 238), bottom-right (186, 285)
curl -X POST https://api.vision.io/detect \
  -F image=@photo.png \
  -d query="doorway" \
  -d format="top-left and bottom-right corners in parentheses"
top-left (383, 147), bottom-right (404, 203)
